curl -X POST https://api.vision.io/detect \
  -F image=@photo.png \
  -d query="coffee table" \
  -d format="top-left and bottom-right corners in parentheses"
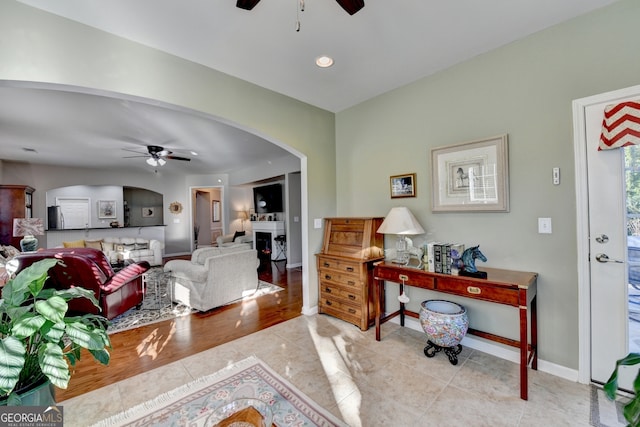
top-left (142, 270), bottom-right (173, 310)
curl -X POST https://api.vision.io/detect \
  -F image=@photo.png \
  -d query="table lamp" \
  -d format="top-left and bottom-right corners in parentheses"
top-left (377, 207), bottom-right (425, 265)
top-left (13, 218), bottom-right (45, 252)
top-left (236, 211), bottom-right (249, 231)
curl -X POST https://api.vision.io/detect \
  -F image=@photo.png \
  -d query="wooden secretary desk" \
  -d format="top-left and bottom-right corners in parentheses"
top-left (316, 217), bottom-right (384, 331)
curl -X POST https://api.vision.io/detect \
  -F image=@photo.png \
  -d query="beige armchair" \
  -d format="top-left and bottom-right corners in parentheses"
top-left (163, 245), bottom-right (259, 311)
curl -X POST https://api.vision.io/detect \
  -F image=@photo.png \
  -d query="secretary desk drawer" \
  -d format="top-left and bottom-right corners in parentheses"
top-left (318, 258), bottom-right (361, 276)
top-left (319, 271), bottom-right (362, 289)
top-left (320, 282), bottom-right (363, 304)
top-left (320, 295), bottom-right (362, 318)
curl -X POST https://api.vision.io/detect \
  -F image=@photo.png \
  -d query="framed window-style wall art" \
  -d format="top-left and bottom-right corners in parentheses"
top-left (212, 200), bottom-right (221, 222)
top-left (390, 173), bottom-right (417, 198)
top-left (97, 200), bottom-right (117, 219)
top-left (431, 134), bottom-right (509, 212)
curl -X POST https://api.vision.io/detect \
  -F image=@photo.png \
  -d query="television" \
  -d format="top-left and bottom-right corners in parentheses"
top-left (253, 183), bottom-right (283, 213)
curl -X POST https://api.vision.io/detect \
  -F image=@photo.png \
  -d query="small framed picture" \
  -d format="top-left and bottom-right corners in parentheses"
top-left (97, 200), bottom-right (116, 219)
top-left (390, 173), bottom-right (416, 198)
top-left (142, 207), bottom-right (155, 218)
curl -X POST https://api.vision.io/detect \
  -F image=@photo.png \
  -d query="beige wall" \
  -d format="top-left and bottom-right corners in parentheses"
top-left (335, 0), bottom-right (640, 369)
top-left (0, 0), bottom-right (337, 312)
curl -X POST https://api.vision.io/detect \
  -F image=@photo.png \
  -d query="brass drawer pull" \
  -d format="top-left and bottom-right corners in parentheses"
top-left (324, 262), bottom-right (330, 267)
top-left (346, 266), bottom-right (354, 272)
top-left (467, 286), bottom-right (481, 295)
top-left (347, 281), bottom-right (356, 286)
top-left (348, 308), bottom-right (356, 314)
top-left (325, 287), bottom-right (331, 293)
top-left (325, 274), bottom-right (332, 280)
top-left (326, 300), bottom-right (332, 306)
top-left (348, 294), bottom-right (356, 300)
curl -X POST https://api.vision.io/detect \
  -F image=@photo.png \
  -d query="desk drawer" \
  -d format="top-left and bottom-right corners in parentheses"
top-left (435, 277), bottom-right (519, 306)
top-left (320, 282), bottom-right (363, 304)
top-left (374, 267), bottom-right (435, 288)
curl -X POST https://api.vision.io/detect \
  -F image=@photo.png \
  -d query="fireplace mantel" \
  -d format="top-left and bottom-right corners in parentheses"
top-left (251, 221), bottom-right (285, 261)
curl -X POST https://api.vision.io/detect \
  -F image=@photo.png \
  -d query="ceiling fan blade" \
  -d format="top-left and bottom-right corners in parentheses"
top-left (166, 155), bottom-right (191, 162)
top-left (122, 147), bottom-right (148, 155)
top-left (336, 0), bottom-right (364, 15)
top-left (123, 155), bottom-right (150, 159)
top-left (236, 0), bottom-right (261, 10)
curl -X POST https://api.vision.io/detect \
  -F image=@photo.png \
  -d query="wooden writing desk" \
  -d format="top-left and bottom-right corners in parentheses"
top-left (373, 262), bottom-right (538, 400)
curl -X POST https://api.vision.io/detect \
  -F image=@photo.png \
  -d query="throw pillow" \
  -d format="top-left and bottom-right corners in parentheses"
top-left (233, 231), bottom-right (246, 242)
top-left (63, 239), bottom-right (85, 248)
top-left (101, 241), bottom-right (115, 252)
top-left (85, 239), bottom-right (103, 250)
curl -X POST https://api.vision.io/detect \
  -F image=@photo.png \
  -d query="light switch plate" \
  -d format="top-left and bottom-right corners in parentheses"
top-left (538, 217), bottom-right (552, 234)
top-left (314, 218), bottom-right (323, 229)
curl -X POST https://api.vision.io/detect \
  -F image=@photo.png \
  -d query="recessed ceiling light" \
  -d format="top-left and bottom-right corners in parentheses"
top-left (315, 56), bottom-right (334, 68)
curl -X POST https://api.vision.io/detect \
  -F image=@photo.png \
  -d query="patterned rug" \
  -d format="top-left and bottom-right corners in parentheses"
top-left (92, 355), bottom-right (346, 427)
top-left (108, 268), bottom-right (283, 334)
top-left (590, 385), bottom-right (627, 427)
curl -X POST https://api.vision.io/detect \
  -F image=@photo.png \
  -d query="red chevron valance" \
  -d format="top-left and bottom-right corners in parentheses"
top-left (599, 101), bottom-right (640, 150)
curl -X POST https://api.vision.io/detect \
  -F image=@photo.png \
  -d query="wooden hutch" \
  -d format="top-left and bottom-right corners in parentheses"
top-left (0, 185), bottom-right (35, 247)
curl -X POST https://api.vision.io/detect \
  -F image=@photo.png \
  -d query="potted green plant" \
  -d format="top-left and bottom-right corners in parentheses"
top-left (0, 258), bottom-right (111, 405)
top-left (604, 352), bottom-right (640, 427)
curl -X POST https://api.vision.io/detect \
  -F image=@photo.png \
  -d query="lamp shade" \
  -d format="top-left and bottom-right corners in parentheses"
top-left (13, 218), bottom-right (44, 237)
top-left (377, 207), bottom-right (425, 235)
top-left (237, 211), bottom-right (249, 220)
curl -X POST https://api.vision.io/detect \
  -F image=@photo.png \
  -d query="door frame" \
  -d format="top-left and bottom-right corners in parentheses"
top-left (574, 84), bottom-right (640, 384)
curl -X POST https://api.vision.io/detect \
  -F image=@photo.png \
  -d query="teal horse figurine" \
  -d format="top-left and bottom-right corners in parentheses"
top-left (461, 245), bottom-right (487, 278)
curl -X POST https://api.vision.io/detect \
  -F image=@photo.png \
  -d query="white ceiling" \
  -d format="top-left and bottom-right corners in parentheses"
top-left (1, 0), bottom-right (619, 174)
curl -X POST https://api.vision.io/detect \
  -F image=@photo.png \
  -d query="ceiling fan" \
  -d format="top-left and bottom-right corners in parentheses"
top-left (123, 145), bottom-right (191, 167)
top-left (236, 0), bottom-right (364, 15)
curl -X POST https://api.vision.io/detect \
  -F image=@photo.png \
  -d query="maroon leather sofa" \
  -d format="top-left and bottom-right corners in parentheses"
top-left (14, 247), bottom-right (150, 320)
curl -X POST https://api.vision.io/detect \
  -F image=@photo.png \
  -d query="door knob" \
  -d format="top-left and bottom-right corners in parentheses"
top-left (595, 253), bottom-right (624, 263)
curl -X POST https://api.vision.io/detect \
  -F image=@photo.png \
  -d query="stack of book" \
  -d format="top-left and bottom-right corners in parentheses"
top-left (424, 242), bottom-right (465, 275)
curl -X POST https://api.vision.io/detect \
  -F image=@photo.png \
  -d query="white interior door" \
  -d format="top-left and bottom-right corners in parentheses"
top-left (584, 89), bottom-right (640, 389)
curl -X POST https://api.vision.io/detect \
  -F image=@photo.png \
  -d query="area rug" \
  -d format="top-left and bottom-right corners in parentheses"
top-left (92, 355), bottom-right (346, 427)
top-left (108, 268), bottom-right (284, 334)
top-left (590, 385), bottom-right (627, 427)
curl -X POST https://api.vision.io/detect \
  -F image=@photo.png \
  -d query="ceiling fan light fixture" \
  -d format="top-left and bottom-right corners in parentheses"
top-left (157, 158), bottom-right (166, 166)
top-left (146, 157), bottom-right (158, 166)
top-left (316, 56), bottom-right (334, 68)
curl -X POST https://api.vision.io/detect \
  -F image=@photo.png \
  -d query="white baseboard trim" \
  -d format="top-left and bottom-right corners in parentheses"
top-left (397, 316), bottom-right (579, 383)
top-left (286, 262), bottom-right (302, 269)
top-left (302, 305), bottom-right (318, 316)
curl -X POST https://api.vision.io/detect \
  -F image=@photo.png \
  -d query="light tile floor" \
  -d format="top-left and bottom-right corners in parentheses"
top-left (62, 315), bottom-right (592, 426)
